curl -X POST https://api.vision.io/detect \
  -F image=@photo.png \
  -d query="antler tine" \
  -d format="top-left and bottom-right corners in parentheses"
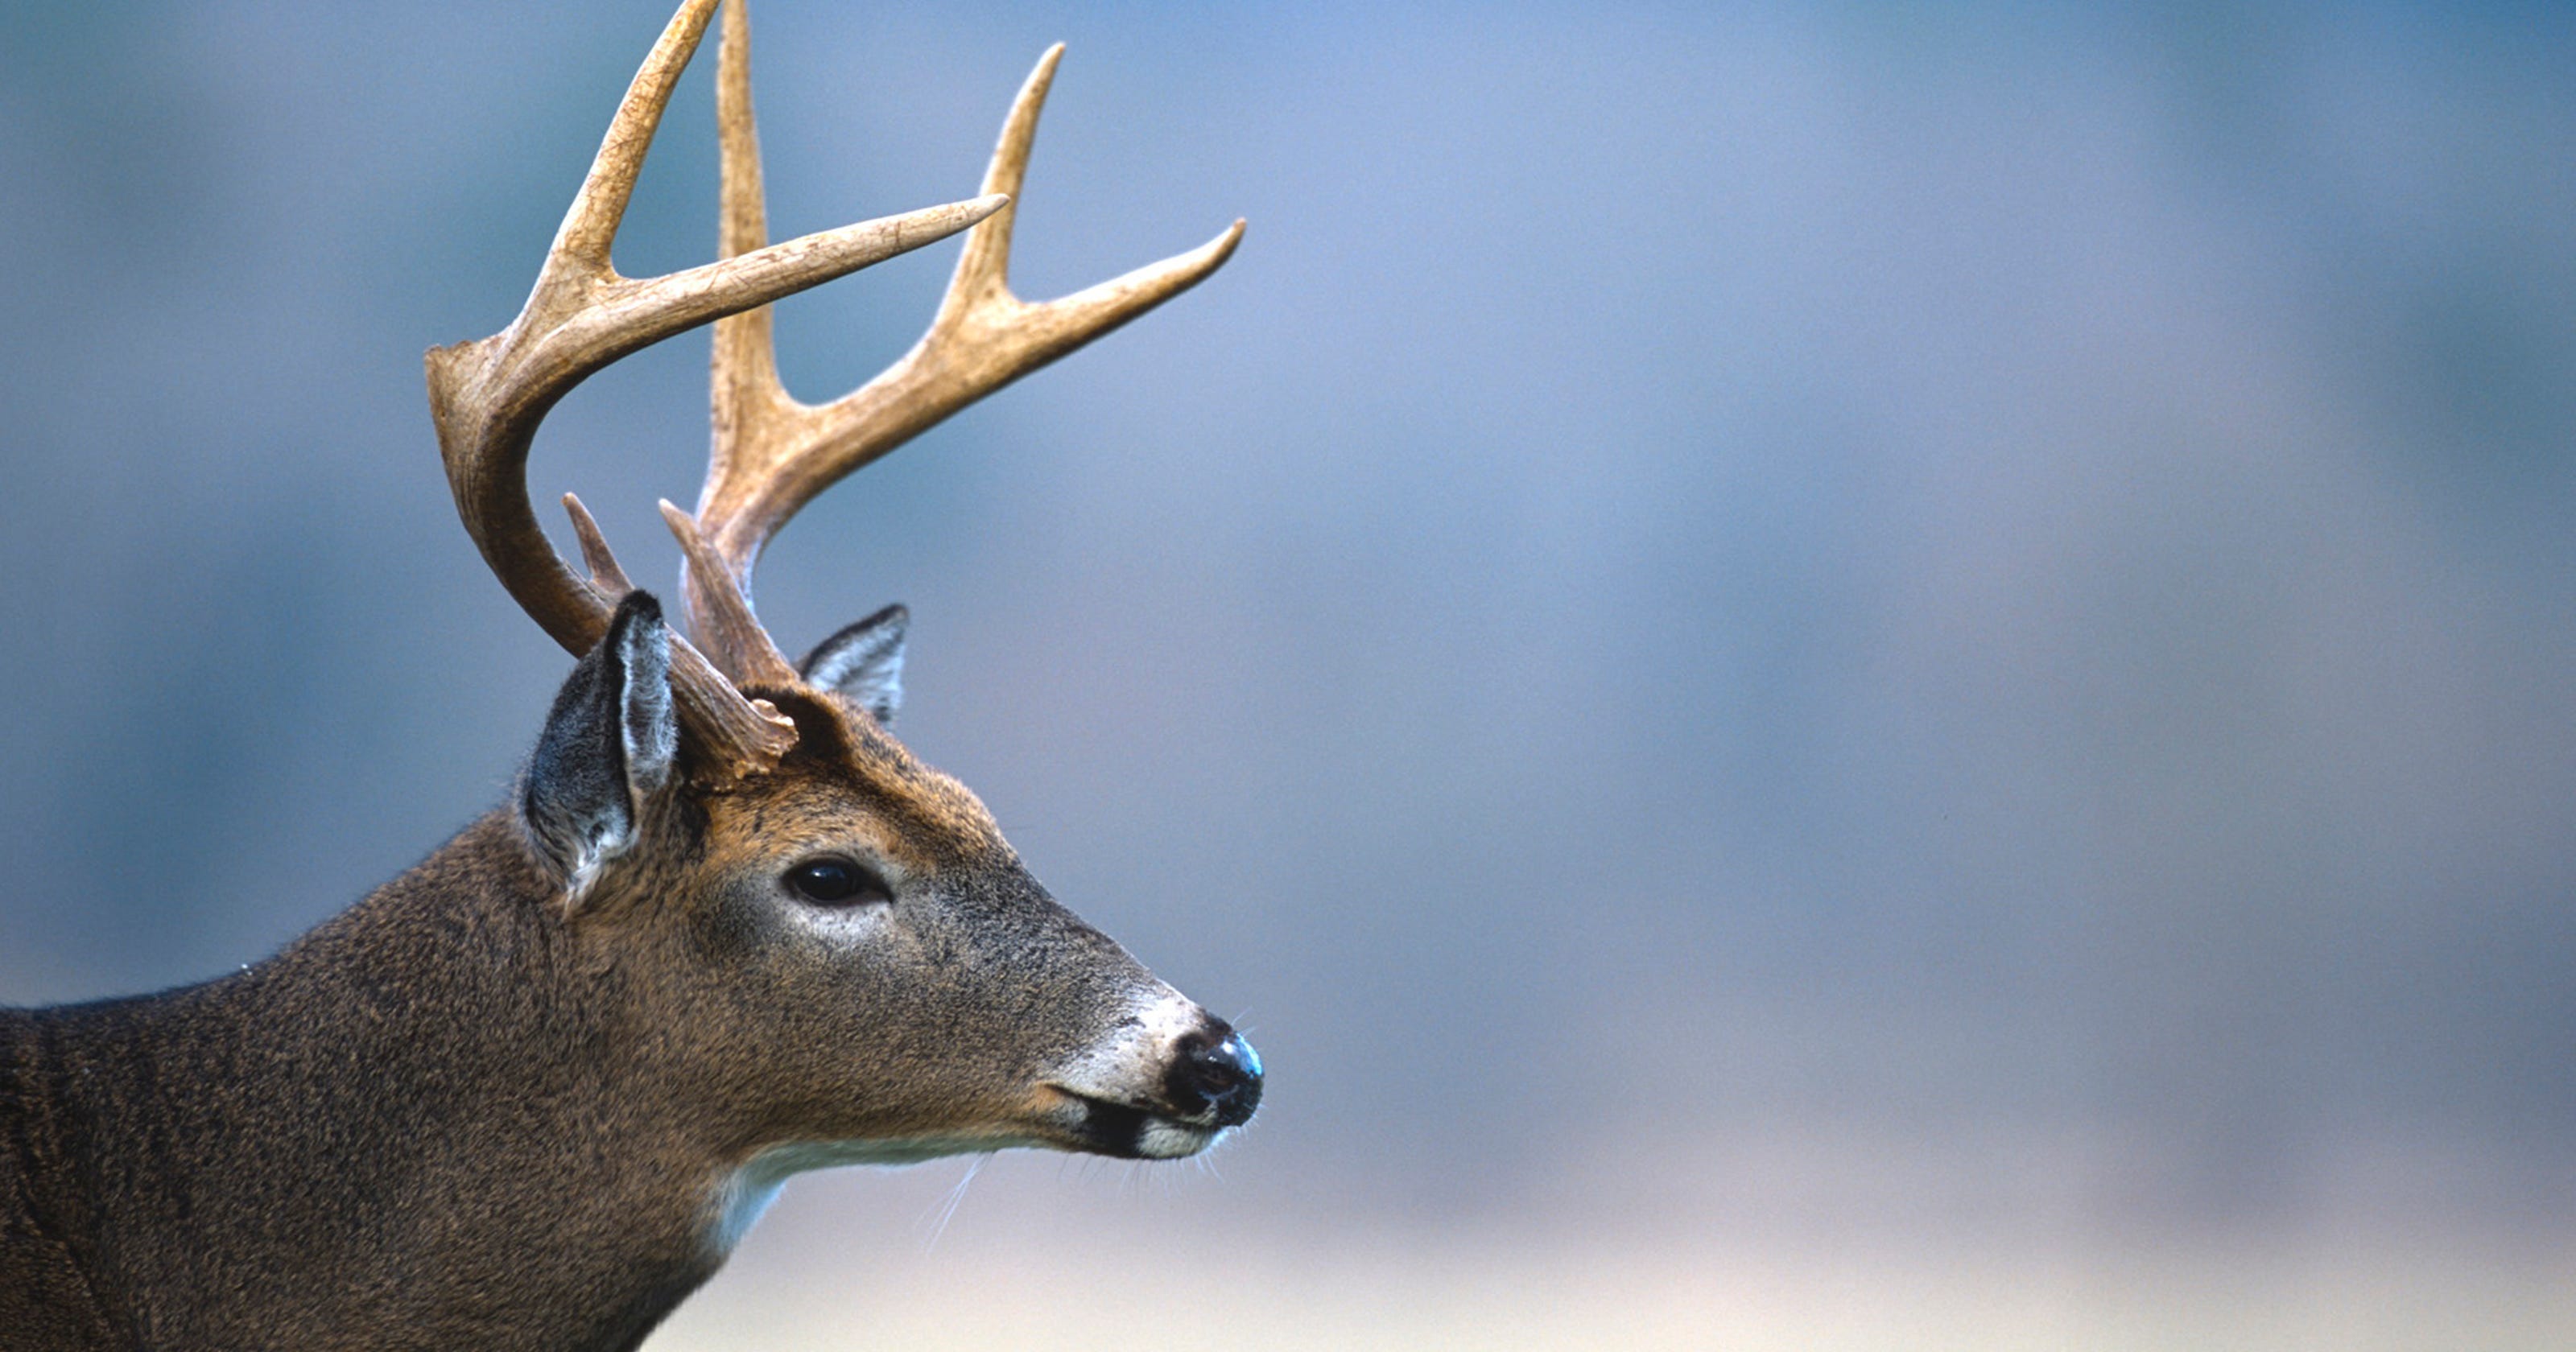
top-left (688, 0), bottom-right (803, 688)
top-left (683, 17), bottom-right (1244, 671)
top-left (561, 493), bottom-right (637, 597)
top-left (425, 0), bottom-right (1008, 769)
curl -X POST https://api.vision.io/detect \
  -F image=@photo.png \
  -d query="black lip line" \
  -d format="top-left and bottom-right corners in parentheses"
top-left (1045, 1087), bottom-right (1219, 1159)
top-left (1049, 1086), bottom-right (1220, 1131)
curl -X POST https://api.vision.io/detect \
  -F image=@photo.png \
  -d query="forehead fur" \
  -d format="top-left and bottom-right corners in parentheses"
top-left (709, 684), bottom-right (1009, 872)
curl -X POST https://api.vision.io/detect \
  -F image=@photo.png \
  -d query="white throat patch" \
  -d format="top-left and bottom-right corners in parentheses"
top-left (706, 1133), bottom-right (1039, 1255)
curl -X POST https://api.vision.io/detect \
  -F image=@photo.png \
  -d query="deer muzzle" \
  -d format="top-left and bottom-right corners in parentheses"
top-left (1045, 993), bottom-right (1264, 1160)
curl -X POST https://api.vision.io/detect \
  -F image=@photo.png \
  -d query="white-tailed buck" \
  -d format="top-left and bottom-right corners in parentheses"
top-left (0, 2), bottom-right (1258, 1346)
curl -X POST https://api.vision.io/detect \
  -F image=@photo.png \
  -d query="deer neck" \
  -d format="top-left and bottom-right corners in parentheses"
top-left (19, 810), bottom-right (745, 1352)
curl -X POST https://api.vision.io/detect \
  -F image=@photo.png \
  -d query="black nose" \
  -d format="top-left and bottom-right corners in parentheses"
top-left (1169, 1023), bottom-right (1264, 1127)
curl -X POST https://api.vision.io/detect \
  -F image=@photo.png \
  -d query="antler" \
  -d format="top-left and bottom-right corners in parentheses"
top-left (674, 0), bottom-right (1246, 684)
top-left (425, 0), bottom-right (1007, 770)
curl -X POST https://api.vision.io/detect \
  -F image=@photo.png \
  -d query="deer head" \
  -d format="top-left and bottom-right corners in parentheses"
top-left (423, 0), bottom-right (1257, 1223)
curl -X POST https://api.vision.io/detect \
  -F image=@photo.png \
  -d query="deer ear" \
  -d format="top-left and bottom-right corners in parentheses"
top-left (520, 592), bottom-right (678, 901)
top-left (800, 603), bottom-right (907, 728)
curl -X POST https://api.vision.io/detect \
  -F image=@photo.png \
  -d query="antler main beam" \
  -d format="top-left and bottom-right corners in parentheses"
top-left (426, 0), bottom-right (1005, 768)
top-left (677, 0), bottom-right (1245, 682)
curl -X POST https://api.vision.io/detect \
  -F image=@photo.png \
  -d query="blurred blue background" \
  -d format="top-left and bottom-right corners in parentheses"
top-left (4, 2), bottom-right (2572, 1345)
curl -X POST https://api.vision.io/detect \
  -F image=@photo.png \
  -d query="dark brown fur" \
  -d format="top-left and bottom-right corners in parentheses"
top-left (0, 690), bottom-right (1179, 1350)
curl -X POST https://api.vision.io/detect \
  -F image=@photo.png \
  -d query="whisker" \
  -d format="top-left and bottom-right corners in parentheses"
top-left (920, 1152), bottom-right (990, 1253)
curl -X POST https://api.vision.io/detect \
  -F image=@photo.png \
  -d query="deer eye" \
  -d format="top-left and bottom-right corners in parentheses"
top-left (784, 857), bottom-right (892, 907)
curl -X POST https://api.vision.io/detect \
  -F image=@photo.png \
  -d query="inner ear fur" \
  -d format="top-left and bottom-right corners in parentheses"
top-left (520, 592), bottom-right (679, 905)
top-left (799, 603), bottom-right (907, 728)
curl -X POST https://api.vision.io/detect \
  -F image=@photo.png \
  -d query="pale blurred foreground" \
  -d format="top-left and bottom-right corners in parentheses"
top-left (648, 1149), bottom-right (2576, 1352)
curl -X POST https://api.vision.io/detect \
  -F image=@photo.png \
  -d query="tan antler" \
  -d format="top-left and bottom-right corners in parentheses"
top-left (425, 0), bottom-right (1008, 769)
top-left (675, 0), bottom-right (1246, 683)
